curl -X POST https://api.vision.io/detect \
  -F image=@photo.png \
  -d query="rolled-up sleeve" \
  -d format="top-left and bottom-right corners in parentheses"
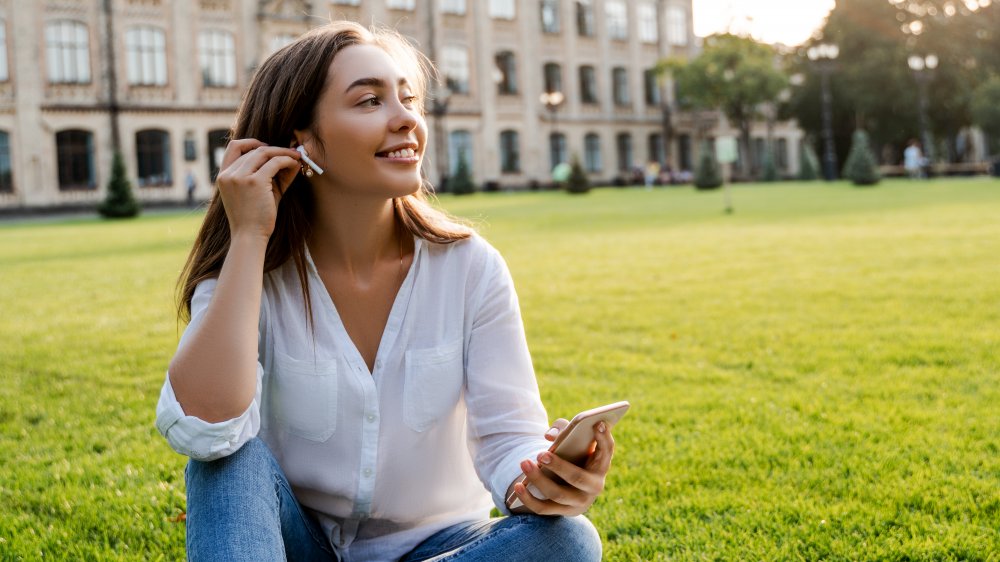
top-left (155, 278), bottom-right (264, 461)
top-left (463, 247), bottom-right (551, 513)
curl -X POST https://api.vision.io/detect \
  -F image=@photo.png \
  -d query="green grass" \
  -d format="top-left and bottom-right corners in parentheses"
top-left (2, 179), bottom-right (999, 560)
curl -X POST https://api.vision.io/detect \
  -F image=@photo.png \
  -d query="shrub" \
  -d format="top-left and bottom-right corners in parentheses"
top-left (799, 142), bottom-right (820, 181)
top-left (98, 151), bottom-right (141, 219)
top-left (761, 146), bottom-right (779, 182)
top-left (694, 141), bottom-right (723, 189)
top-left (843, 129), bottom-right (881, 186)
top-left (566, 156), bottom-right (590, 194)
top-left (450, 151), bottom-right (476, 195)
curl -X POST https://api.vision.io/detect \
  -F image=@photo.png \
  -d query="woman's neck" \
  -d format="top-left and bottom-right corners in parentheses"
top-left (307, 194), bottom-right (400, 281)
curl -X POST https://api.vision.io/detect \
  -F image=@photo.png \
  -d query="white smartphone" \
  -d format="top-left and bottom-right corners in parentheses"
top-left (506, 400), bottom-right (630, 510)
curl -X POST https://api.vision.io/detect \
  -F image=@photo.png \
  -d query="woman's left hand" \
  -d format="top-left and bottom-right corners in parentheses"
top-left (511, 420), bottom-right (615, 516)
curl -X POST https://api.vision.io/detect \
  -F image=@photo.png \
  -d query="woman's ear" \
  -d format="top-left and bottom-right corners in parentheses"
top-left (291, 130), bottom-right (311, 150)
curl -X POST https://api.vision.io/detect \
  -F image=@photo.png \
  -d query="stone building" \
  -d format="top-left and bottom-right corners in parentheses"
top-left (0, 0), bottom-right (803, 210)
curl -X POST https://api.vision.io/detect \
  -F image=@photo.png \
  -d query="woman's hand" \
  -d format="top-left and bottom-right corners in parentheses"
top-left (215, 139), bottom-right (302, 239)
top-left (511, 419), bottom-right (616, 516)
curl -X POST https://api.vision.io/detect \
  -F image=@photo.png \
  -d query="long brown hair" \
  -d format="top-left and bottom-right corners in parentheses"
top-left (177, 21), bottom-right (471, 323)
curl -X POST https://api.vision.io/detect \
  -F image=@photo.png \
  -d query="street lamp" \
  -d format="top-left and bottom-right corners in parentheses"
top-left (539, 91), bottom-right (565, 133)
top-left (430, 85), bottom-right (452, 192)
top-left (807, 42), bottom-right (840, 181)
top-left (908, 53), bottom-right (938, 164)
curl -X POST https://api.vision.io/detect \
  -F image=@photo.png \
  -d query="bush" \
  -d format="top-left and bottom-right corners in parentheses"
top-left (98, 151), bottom-right (141, 219)
top-left (799, 142), bottom-right (820, 181)
top-left (761, 146), bottom-right (779, 182)
top-left (566, 156), bottom-right (590, 194)
top-left (694, 141), bottom-right (723, 189)
top-left (449, 151), bottom-right (476, 195)
top-left (843, 129), bottom-right (881, 186)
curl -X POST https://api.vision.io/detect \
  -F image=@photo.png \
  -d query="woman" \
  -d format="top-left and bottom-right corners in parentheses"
top-left (156, 21), bottom-right (613, 561)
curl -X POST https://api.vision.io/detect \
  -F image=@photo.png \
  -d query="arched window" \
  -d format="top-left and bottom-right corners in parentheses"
top-left (199, 30), bottom-right (236, 87)
top-left (495, 51), bottom-right (517, 95)
top-left (648, 133), bottom-right (664, 166)
top-left (579, 65), bottom-right (597, 104)
top-left (56, 130), bottom-right (96, 190)
top-left (449, 130), bottom-right (473, 175)
top-left (644, 68), bottom-right (661, 106)
top-left (136, 129), bottom-right (172, 187)
top-left (0, 130), bottom-right (12, 193)
top-left (207, 129), bottom-right (229, 181)
top-left (126, 26), bottom-right (167, 86)
top-left (549, 133), bottom-right (567, 171)
top-left (605, 0), bottom-right (628, 40)
top-left (616, 133), bottom-right (633, 172)
top-left (499, 130), bottom-right (520, 173)
top-left (540, 0), bottom-right (560, 33)
top-left (576, 1), bottom-right (595, 37)
top-left (442, 45), bottom-right (470, 94)
top-left (612, 67), bottom-right (629, 106)
top-left (543, 63), bottom-right (562, 94)
top-left (46, 20), bottom-right (91, 84)
top-left (584, 133), bottom-right (602, 173)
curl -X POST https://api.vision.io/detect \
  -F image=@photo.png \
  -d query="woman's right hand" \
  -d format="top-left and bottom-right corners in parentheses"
top-left (215, 139), bottom-right (302, 239)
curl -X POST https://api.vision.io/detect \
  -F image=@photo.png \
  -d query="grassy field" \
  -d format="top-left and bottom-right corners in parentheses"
top-left (1, 179), bottom-right (998, 560)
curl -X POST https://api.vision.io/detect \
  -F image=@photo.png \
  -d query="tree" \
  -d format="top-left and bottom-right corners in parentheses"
top-left (694, 141), bottom-right (723, 189)
top-left (971, 76), bottom-right (1000, 157)
top-left (565, 155), bottom-right (590, 194)
top-left (761, 147), bottom-right (779, 182)
top-left (843, 130), bottom-right (881, 186)
top-left (449, 151), bottom-right (475, 195)
top-left (98, 151), bottom-right (141, 218)
top-left (664, 34), bottom-right (788, 180)
top-left (798, 142), bottom-right (821, 181)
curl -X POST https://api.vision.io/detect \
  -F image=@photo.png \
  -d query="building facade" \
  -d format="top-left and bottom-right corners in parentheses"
top-left (0, 0), bottom-right (803, 210)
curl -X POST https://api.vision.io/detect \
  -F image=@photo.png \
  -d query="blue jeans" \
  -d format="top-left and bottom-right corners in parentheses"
top-left (185, 438), bottom-right (602, 562)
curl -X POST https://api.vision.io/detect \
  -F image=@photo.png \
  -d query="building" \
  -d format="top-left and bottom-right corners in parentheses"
top-left (0, 0), bottom-right (803, 210)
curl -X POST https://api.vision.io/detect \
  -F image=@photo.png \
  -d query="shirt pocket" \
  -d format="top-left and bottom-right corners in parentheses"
top-left (403, 338), bottom-right (465, 432)
top-left (269, 351), bottom-right (338, 442)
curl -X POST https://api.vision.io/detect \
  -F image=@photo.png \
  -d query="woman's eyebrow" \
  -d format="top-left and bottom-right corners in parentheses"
top-left (345, 77), bottom-right (410, 94)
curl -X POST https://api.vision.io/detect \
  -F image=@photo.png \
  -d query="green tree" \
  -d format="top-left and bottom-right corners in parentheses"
top-left (971, 76), bottom-right (1000, 157)
top-left (798, 142), bottom-right (821, 181)
top-left (843, 130), bottom-right (881, 186)
top-left (565, 155), bottom-right (590, 194)
top-left (449, 151), bottom-right (475, 195)
top-left (694, 141), bottom-right (723, 190)
top-left (98, 151), bottom-right (141, 218)
top-left (664, 34), bottom-right (788, 180)
top-left (761, 147), bottom-right (779, 182)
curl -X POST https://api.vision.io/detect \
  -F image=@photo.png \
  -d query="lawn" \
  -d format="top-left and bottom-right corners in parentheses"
top-left (1, 179), bottom-right (998, 560)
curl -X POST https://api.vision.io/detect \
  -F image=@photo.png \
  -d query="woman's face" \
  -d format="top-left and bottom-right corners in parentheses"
top-left (300, 43), bottom-right (428, 200)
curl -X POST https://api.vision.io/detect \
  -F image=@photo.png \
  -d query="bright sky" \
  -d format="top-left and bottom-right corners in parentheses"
top-left (692, 0), bottom-right (837, 46)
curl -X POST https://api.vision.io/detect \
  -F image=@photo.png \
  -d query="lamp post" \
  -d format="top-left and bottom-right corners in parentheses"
top-left (540, 91), bottom-right (565, 169)
top-left (908, 53), bottom-right (938, 164)
top-left (807, 43), bottom-right (840, 181)
top-left (430, 85), bottom-right (452, 192)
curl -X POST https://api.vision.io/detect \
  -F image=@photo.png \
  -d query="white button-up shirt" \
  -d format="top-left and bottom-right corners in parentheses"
top-left (156, 234), bottom-right (551, 562)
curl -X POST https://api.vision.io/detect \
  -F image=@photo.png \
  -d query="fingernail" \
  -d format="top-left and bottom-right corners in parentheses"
top-left (545, 427), bottom-right (559, 438)
top-left (538, 452), bottom-right (552, 464)
top-left (598, 422), bottom-right (606, 433)
top-left (521, 460), bottom-right (533, 473)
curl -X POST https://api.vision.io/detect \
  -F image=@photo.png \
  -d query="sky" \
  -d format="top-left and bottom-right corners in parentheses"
top-left (692, 0), bottom-right (837, 46)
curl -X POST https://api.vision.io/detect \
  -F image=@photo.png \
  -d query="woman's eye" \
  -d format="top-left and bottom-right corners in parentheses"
top-left (402, 95), bottom-right (418, 106)
top-left (361, 96), bottom-right (380, 107)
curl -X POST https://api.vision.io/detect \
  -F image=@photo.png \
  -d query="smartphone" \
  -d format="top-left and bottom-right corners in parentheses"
top-left (506, 400), bottom-right (630, 510)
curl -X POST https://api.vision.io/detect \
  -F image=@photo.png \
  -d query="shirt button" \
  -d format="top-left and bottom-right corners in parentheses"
top-left (375, 360), bottom-right (383, 369)
top-left (366, 414), bottom-right (376, 422)
top-left (363, 468), bottom-right (373, 477)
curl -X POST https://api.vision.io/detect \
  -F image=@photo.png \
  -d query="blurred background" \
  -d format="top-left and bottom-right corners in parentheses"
top-left (0, 0), bottom-right (996, 211)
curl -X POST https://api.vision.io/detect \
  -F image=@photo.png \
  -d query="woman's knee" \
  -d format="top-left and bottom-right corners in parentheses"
top-left (521, 514), bottom-right (602, 562)
top-left (185, 437), bottom-right (277, 492)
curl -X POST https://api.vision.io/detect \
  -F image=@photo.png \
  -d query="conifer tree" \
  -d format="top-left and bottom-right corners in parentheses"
top-left (694, 141), bottom-right (723, 189)
top-left (843, 129), bottom-right (881, 186)
top-left (798, 143), bottom-right (820, 181)
top-left (98, 151), bottom-right (141, 218)
top-left (449, 151), bottom-right (475, 195)
top-left (566, 155), bottom-right (590, 194)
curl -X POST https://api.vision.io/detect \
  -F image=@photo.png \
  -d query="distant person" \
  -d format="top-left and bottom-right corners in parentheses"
top-left (644, 160), bottom-right (660, 189)
top-left (185, 170), bottom-right (197, 206)
top-left (903, 139), bottom-right (924, 179)
top-left (156, 21), bottom-right (608, 562)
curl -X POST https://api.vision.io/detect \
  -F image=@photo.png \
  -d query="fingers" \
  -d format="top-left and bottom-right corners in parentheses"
top-left (228, 146), bottom-right (301, 178)
top-left (535, 451), bottom-right (604, 496)
top-left (515, 462), bottom-right (592, 516)
top-left (220, 138), bottom-right (265, 170)
top-left (544, 418), bottom-right (570, 442)
top-left (584, 422), bottom-right (616, 477)
top-left (255, 155), bottom-right (302, 196)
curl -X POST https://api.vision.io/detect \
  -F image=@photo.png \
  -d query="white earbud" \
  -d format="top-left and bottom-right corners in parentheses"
top-left (296, 145), bottom-right (324, 176)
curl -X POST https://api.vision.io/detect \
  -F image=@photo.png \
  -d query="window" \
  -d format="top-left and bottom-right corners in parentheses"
top-left (207, 129), bottom-right (229, 181)
top-left (45, 20), bottom-right (91, 84)
top-left (679, 134), bottom-right (692, 171)
top-left (500, 130), bottom-right (520, 173)
top-left (449, 130), bottom-right (473, 175)
top-left (754, 137), bottom-right (766, 171)
top-left (638, 2), bottom-right (658, 43)
top-left (541, 0), bottom-right (560, 33)
top-left (441, 0), bottom-right (466, 15)
top-left (612, 67), bottom-right (629, 106)
top-left (331, 0), bottom-right (361, 4)
top-left (549, 133), bottom-right (567, 170)
top-left (648, 133), bottom-right (664, 165)
top-left (0, 20), bottom-right (8, 82)
top-left (777, 138), bottom-right (789, 170)
top-left (0, 131), bottom-right (12, 193)
top-left (579, 65), bottom-right (597, 104)
top-left (387, 0), bottom-right (416, 9)
top-left (441, 45), bottom-right (469, 94)
top-left (490, 0), bottom-right (515, 19)
top-left (136, 129), bottom-right (172, 187)
top-left (576, 1), bottom-right (595, 36)
top-left (543, 63), bottom-right (562, 94)
top-left (269, 34), bottom-right (296, 55)
top-left (668, 6), bottom-right (688, 46)
top-left (125, 26), bottom-right (167, 86)
top-left (606, 0), bottom-right (628, 40)
top-left (616, 133), bottom-right (633, 172)
top-left (644, 69), bottom-right (661, 106)
top-left (495, 51), bottom-right (518, 95)
top-left (56, 130), bottom-right (96, 190)
top-left (584, 133), bottom-right (602, 173)
top-left (199, 30), bottom-right (236, 87)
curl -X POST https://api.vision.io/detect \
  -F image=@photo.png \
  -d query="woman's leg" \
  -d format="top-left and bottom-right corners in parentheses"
top-left (184, 437), bottom-right (336, 562)
top-left (400, 514), bottom-right (602, 562)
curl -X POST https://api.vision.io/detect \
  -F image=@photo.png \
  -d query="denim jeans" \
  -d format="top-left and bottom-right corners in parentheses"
top-left (185, 437), bottom-right (602, 562)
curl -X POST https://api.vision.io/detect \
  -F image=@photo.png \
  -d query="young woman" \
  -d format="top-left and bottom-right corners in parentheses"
top-left (156, 21), bottom-right (614, 561)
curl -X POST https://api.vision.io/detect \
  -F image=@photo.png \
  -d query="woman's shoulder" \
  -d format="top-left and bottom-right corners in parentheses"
top-left (421, 232), bottom-right (505, 281)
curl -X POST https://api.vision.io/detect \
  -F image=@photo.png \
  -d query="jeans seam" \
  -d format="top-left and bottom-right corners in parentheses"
top-left (430, 517), bottom-right (525, 562)
top-left (274, 467), bottom-right (335, 557)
